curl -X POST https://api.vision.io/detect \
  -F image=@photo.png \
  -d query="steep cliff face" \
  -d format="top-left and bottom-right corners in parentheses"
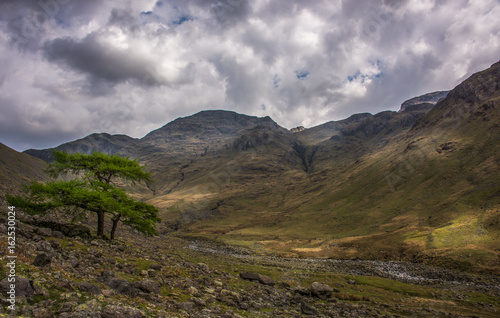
top-left (399, 90), bottom-right (449, 112)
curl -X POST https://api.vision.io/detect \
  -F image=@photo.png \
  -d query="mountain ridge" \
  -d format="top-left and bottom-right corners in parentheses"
top-left (6, 61), bottom-right (500, 274)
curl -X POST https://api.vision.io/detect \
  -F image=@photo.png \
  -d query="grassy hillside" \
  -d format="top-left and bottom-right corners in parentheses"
top-left (159, 62), bottom-right (500, 274)
top-left (0, 142), bottom-right (49, 207)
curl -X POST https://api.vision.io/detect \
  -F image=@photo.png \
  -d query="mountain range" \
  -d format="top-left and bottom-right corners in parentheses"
top-left (3, 61), bottom-right (500, 274)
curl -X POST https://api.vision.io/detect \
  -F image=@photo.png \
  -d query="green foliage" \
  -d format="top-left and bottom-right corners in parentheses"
top-left (6, 151), bottom-right (160, 239)
top-left (46, 151), bottom-right (152, 184)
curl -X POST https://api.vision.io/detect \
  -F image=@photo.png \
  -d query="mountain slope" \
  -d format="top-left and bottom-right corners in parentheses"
top-left (24, 133), bottom-right (139, 161)
top-left (0, 142), bottom-right (49, 206)
top-left (14, 62), bottom-right (500, 273)
top-left (163, 62), bottom-right (500, 273)
top-left (399, 90), bottom-right (449, 111)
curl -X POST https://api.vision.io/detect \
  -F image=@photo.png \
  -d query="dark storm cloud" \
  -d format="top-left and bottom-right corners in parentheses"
top-left (42, 34), bottom-right (160, 92)
top-left (1, 0), bottom-right (104, 51)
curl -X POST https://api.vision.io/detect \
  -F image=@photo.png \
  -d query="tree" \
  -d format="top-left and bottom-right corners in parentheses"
top-left (6, 151), bottom-right (160, 240)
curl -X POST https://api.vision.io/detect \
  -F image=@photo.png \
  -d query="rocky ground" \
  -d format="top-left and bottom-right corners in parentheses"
top-left (0, 214), bottom-right (499, 317)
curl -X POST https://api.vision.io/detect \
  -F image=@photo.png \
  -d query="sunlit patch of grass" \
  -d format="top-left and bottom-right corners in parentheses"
top-left (430, 214), bottom-right (489, 249)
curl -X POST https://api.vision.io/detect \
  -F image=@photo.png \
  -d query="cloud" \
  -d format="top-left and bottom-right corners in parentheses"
top-left (42, 34), bottom-right (155, 92)
top-left (1, 0), bottom-right (500, 151)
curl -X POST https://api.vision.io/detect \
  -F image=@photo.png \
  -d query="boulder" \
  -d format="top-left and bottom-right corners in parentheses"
top-left (33, 253), bottom-right (52, 267)
top-left (102, 305), bottom-right (145, 318)
top-left (107, 278), bottom-right (139, 298)
top-left (58, 312), bottom-right (101, 318)
top-left (239, 272), bottom-right (275, 286)
top-left (76, 282), bottom-right (102, 295)
top-left (32, 308), bottom-right (54, 318)
top-left (301, 301), bottom-right (318, 315)
top-left (310, 282), bottom-right (333, 299)
top-left (133, 279), bottom-right (160, 294)
top-left (74, 299), bottom-right (101, 312)
top-left (0, 277), bottom-right (35, 301)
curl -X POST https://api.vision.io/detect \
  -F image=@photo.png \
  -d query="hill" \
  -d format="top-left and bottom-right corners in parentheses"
top-left (24, 133), bottom-right (140, 162)
top-left (161, 62), bottom-right (500, 274)
top-left (13, 61), bottom-right (500, 274)
top-left (0, 142), bottom-right (49, 206)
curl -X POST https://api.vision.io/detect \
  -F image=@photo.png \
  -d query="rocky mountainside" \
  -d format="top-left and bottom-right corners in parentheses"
top-left (0, 142), bottom-right (49, 206)
top-left (24, 133), bottom-right (139, 162)
top-left (1, 60), bottom-right (500, 317)
top-left (399, 90), bottom-right (449, 112)
top-left (6, 61), bottom-right (500, 276)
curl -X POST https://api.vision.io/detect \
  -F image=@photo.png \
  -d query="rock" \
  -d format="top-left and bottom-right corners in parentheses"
top-left (36, 241), bottom-right (54, 253)
top-left (98, 270), bottom-right (115, 283)
top-left (197, 263), bottom-right (209, 272)
top-left (239, 272), bottom-right (275, 286)
top-left (32, 308), bottom-right (54, 318)
top-left (0, 277), bottom-right (35, 301)
top-left (52, 230), bottom-right (65, 239)
top-left (33, 253), bottom-right (52, 267)
top-left (56, 302), bottom-right (77, 314)
top-left (187, 286), bottom-right (198, 295)
top-left (102, 305), bottom-right (146, 318)
top-left (35, 227), bottom-right (53, 237)
top-left (48, 240), bottom-right (60, 249)
top-left (149, 263), bottom-right (162, 270)
top-left (140, 270), bottom-right (148, 276)
top-left (76, 282), bottom-right (103, 295)
top-left (75, 299), bottom-right (101, 312)
top-left (69, 259), bottom-right (80, 268)
top-left (311, 282), bottom-right (333, 299)
top-left (176, 302), bottom-right (195, 312)
top-left (147, 269), bottom-right (156, 277)
top-left (32, 280), bottom-right (49, 297)
top-left (220, 289), bottom-right (241, 302)
top-left (301, 301), bottom-right (318, 315)
top-left (347, 279), bottom-right (357, 285)
top-left (107, 278), bottom-right (139, 298)
top-left (26, 221), bottom-right (92, 238)
top-left (293, 286), bottom-right (310, 296)
top-left (133, 279), bottom-right (160, 294)
top-left (59, 312), bottom-right (101, 318)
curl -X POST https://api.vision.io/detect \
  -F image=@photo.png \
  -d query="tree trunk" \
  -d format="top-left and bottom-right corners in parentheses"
top-left (97, 210), bottom-right (105, 239)
top-left (110, 216), bottom-right (120, 241)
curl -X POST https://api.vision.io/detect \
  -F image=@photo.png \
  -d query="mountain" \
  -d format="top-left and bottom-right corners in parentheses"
top-left (25, 133), bottom-right (139, 162)
top-left (399, 90), bottom-right (449, 112)
top-left (12, 61), bottom-right (500, 274)
top-left (0, 142), bottom-right (49, 206)
top-left (160, 62), bottom-right (500, 273)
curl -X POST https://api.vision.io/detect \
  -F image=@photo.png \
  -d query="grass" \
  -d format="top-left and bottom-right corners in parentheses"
top-left (158, 116), bottom-right (500, 274)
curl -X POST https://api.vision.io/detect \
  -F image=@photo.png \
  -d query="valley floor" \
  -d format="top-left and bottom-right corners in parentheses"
top-left (1, 219), bottom-right (499, 318)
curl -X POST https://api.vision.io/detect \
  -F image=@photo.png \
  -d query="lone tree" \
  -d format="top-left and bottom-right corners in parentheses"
top-left (6, 151), bottom-right (160, 240)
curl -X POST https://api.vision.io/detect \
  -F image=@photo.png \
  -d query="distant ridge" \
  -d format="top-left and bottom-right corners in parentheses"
top-left (24, 133), bottom-right (139, 162)
top-left (399, 91), bottom-right (449, 112)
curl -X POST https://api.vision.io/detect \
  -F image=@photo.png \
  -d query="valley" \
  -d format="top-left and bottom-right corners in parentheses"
top-left (1, 61), bottom-right (499, 317)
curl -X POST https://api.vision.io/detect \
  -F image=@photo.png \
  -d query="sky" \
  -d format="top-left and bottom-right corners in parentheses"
top-left (0, 0), bottom-right (499, 152)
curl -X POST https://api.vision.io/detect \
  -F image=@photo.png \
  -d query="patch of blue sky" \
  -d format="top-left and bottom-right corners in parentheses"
top-left (296, 70), bottom-right (310, 80)
top-left (172, 15), bottom-right (193, 25)
top-left (273, 74), bottom-right (281, 88)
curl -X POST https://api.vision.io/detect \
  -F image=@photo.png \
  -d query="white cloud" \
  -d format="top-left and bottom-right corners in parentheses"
top-left (0, 0), bottom-right (499, 151)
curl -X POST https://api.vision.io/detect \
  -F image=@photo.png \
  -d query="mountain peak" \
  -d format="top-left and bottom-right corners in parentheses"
top-left (141, 110), bottom-right (278, 145)
top-left (399, 91), bottom-right (450, 112)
